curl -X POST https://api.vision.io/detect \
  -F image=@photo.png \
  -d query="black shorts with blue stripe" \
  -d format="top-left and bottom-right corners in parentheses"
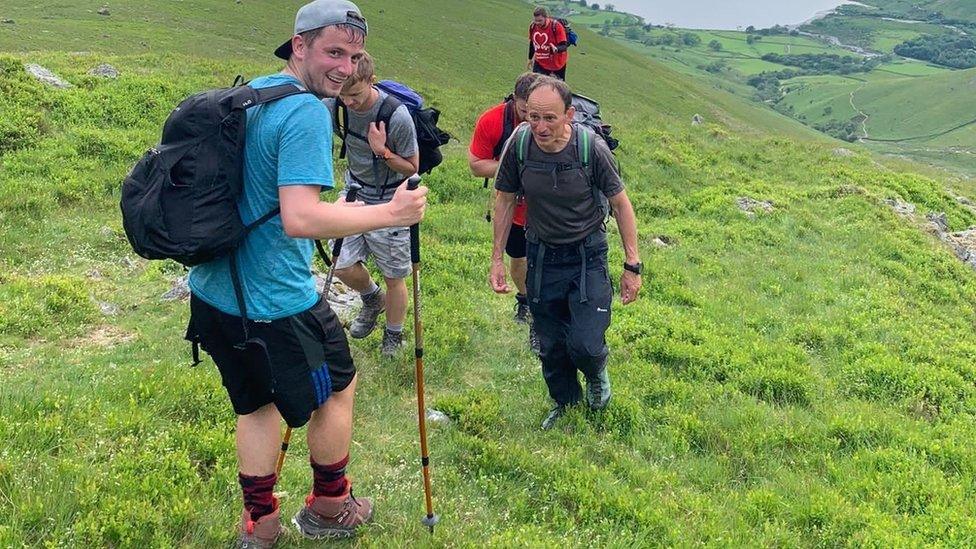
top-left (187, 295), bottom-right (356, 428)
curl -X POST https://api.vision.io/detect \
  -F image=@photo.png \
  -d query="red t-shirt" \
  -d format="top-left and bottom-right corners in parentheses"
top-left (470, 102), bottom-right (527, 226)
top-left (529, 19), bottom-right (568, 71)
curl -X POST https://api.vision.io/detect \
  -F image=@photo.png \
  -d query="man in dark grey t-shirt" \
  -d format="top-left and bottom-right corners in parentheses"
top-left (491, 76), bottom-right (642, 430)
top-left (323, 52), bottom-right (420, 357)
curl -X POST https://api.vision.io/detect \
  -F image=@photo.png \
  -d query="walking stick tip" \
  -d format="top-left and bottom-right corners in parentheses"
top-left (422, 513), bottom-right (439, 533)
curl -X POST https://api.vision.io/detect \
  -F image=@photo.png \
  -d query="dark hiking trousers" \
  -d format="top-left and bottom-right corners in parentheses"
top-left (526, 235), bottom-right (611, 406)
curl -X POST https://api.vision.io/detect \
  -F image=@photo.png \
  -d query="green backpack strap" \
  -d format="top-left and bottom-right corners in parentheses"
top-left (515, 125), bottom-right (532, 170)
top-left (575, 126), bottom-right (609, 219)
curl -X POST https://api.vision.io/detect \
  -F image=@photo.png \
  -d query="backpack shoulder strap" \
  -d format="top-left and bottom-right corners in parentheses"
top-left (337, 99), bottom-right (350, 159)
top-left (515, 125), bottom-right (532, 170)
top-left (576, 124), bottom-right (592, 169)
top-left (375, 94), bottom-right (401, 128)
top-left (251, 84), bottom-right (309, 106)
top-left (574, 125), bottom-right (609, 218)
top-left (494, 99), bottom-right (517, 159)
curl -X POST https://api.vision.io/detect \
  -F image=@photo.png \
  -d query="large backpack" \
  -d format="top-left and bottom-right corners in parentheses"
top-left (121, 78), bottom-right (310, 268)
top-left (121, 77), bottom-right (333, 350)
top-left (334, 80), bottom-right (450, 192)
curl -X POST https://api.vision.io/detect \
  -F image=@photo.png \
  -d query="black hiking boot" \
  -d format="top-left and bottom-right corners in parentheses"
top-left (528, 323), bottom-right (541, 356)
top-left (541, 405), bottom-right (566, 430)
top-left (585, 367), bottom-right (612, 410)
top-left (350, 287), bottom-right (385, 339)
top-left (514, 299), bottom-right (530, 325)
top-left (380, 328), bottom-right (404, 358)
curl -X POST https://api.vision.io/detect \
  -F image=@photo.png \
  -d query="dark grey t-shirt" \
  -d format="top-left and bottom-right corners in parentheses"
top-left (496, 124), bottom-right (623, 245)
top-left (323, 89), bottom-right (418, 205)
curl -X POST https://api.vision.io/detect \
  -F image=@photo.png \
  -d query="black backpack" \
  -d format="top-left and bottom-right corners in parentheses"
top-left (121, 77), bottom-right (336, 353)
top-left (121, 77), bottom-right (310, 267)
top-left (334, 80), bottom-right (450, 196)
top-left (570, 93), bottom-right (618, 151)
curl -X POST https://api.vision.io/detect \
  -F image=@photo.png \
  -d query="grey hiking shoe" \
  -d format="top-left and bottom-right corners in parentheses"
top-left (514, 300), bottom-right (530, 324)
top-left (380, 328), bottom-right (405, 357)
top-left (586, 367), bottom-right (612, 410)
top-left (541, 405), bottom-right (566, 430)
top-left (528, 323), bottom-right (541, 356)
top-left (350, 287), bottom-right (385, 339)
top-left (235, 499), bottom-right (282, 549)
top-left (292, 487), bottom-right (374, 539)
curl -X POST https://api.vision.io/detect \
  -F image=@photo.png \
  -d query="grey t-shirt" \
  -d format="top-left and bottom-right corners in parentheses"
top-left (323, 88), bottom-right (418, 204)
top-left (496, 124), bottom-right (623, 245)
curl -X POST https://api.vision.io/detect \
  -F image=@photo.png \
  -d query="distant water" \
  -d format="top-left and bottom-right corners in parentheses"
top-left (606, 0), bottom-right (856, 30)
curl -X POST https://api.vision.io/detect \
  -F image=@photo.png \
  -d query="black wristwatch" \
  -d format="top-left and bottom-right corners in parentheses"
top-left (623, 261), bottom-right (643, 275)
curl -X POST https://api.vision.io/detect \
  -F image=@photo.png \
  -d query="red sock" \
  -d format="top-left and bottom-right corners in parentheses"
top-left (311, 455), bottom-right (349, 497)
top-left (239, 472), bottom-right (277, 520)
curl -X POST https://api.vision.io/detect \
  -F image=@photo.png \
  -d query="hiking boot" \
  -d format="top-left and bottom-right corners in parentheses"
top-left (585, 367), bottom-right (612, 410)
top-left (380, 328), bottom-right (404, 357)
top-left (514, 300), bottom-right (530, 324)
top-left (292, 486), bottom-right (374, 539)
top-left (541, 405), bottom-right (566, 430)
top-left (235, 498), bottom-right (282, 549)
top-left (528, 323), bottom-right (541, 356)
top-left (350, 287), bottom-right (385, 339)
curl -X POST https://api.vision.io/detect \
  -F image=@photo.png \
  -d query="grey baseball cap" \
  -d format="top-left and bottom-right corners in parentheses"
top-left (274, 0), bottom-right (367, 60)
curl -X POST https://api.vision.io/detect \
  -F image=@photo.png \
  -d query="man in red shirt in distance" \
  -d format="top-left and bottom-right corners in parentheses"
top-left (469, 71), bottom-right (542, 354)
top-left (526, 6), bottom-right (568, 80)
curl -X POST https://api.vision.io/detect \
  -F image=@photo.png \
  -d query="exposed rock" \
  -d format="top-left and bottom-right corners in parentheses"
top-left (831, 148), bottom-right (855, 158)
top-left (315, 273), bottom-right (359, 325)
top-left (97, 7), bottom-right (110, 16)
top-left (87, 268), bottom-right (103, 280)
top-left (651, 235), bottom-right (675, 248)
top-left (426, 409), bottom-right (451, 425)
top-left (691, 113), bottom-right (704, 126)
top-left (87, 63), bottom-right (119, 78)
top-left (98, 301), bottom-right (120, 316)
top-left (161, 275), bottom-right (190, 301)
top-left (736, 197), bottom-right (774, 216)
top-left (99, 225), bottom-right (115, 239)
top-left (24, 63), bottom-right (72, 89)
top-left (926, 212), bottom-right (949, 233)
top-left (1, 19), bottom-right (14, 24)
top-left (883, 198), bottom-right (915, 217)
top-left (121, 256), bottom-right (138, 270)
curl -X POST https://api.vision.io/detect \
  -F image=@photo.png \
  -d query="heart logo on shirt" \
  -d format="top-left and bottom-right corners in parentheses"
top-left (533, 31), bottom-right (549, 48)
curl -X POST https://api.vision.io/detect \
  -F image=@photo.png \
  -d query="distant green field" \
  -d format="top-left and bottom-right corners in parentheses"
top-left (861, 0), bottom-right (976, 20)
top-left (805, 15), bottom-right (949, 52)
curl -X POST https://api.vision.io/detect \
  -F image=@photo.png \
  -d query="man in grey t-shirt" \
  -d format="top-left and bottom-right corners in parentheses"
top-left (323, 52), bottom-right (419, 356)
top-left (491, 76), bottom-right (642, 430)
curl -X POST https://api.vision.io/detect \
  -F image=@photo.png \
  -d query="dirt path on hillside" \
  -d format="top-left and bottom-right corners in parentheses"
top-left (849, 83), bottom-right (869, 140)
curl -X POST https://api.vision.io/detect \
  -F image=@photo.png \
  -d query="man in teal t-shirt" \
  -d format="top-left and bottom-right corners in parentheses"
top-left (186, 1), bottom-right (428, 546)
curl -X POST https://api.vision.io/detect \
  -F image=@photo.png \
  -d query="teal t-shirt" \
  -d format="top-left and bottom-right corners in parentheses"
top-left (188, 74), bottom-right (334, 320)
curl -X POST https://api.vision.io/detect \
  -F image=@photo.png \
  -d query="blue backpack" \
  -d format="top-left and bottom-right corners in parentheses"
top-left (554, 18), bottom-right (578, 47)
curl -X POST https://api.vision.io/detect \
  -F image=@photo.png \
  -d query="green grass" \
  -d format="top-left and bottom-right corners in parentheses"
top-left (5, 0), bottom-right (976, 547)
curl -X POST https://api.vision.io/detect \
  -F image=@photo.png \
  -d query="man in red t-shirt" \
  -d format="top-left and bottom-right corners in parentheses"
top-left (526, 6), bottom-right (568, 80)
top-left (469, 72), bottom-right (542, 353)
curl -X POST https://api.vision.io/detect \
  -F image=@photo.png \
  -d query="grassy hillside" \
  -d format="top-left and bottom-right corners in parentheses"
top-left (4, 0), bottom-right (976, 547)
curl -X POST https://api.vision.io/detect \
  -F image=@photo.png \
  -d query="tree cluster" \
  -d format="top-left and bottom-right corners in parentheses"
top-left (760, 53), bottom-right (881, 74)
top-left (894, 34), bottom-right (976, 69)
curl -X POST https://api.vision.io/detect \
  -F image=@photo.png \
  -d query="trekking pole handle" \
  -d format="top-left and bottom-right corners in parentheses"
top-left (407, 175), bottom-right (421, 264)
top-left (331, 183), bottom-right (361, 256)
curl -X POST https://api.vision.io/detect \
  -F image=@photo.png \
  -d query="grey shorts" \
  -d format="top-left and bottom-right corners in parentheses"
top-left (334, 227), bottom-right (411, 279)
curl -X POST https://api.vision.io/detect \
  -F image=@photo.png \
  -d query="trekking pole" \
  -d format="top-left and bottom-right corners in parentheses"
top-left (483, 178), bottom-right (492, 222)
top-left (275, 183), bottom-right (362, 476)
top-left (407, 174), bottom-right (439, 533)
